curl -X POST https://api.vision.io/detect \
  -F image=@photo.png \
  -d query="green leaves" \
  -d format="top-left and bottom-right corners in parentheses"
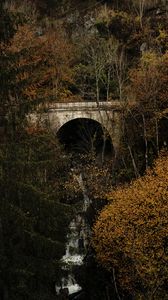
top-left (0, 127), bottom-right (73, 299)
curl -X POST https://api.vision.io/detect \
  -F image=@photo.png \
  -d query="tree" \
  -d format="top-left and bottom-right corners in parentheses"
top-left (132, 0), bottom-right (161, 28)
top-left (0, 2), bottom-right (16, 43)
top-left (0, 130), bottom-right (74, 300)
top-left (75, 34), bottom-right (120, 101)
top-left (125, 51), bottom-right (168, 171)
top-left (132, 0), bottom-right (147, 28)
top-left (0, 3), bottom-right (76, 299)
top-left (92, 151), bottom-right (168, 299)
top-left (0, 0), bottom-right (74, 124)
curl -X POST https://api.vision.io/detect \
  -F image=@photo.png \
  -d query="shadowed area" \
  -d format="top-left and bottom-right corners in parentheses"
top-left (57, 118), bottom-right (113, 158)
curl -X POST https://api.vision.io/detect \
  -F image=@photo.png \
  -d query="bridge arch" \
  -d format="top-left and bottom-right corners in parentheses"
top-left (47, 101), bottom-right (122, 153)
top-left (51, 112), bottom-right (111, 134)
top-left (57, 117), bottom-right (113, 156)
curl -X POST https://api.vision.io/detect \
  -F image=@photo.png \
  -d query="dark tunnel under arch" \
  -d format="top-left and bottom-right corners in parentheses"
top-left (57, 118), bottom-right (114, 158)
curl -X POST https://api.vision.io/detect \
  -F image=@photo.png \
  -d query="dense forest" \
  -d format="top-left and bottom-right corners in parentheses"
top-left (0, 0), bottom-right (168, 299)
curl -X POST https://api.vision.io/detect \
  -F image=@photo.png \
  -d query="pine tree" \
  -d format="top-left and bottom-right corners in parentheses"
top-left (0, 3), bottom-right (74, 299)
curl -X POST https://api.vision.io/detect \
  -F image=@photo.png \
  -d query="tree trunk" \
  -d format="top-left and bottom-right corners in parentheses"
top-left (128, 145), bottom-right (139, 178)
top-left (142, 113), bottom-right (148, 169)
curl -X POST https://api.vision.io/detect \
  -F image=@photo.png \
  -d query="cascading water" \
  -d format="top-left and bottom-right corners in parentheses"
top-left (56, 172), bottom-right (91, 299)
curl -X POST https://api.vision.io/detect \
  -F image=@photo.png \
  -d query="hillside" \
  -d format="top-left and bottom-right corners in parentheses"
top-left (0, 1), bottom-right (168, 299)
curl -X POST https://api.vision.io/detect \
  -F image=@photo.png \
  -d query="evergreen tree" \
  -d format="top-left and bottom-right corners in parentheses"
top-left (0, 3), bottom-right (74, 299)
top-left (0, 130), bottom-right (73, 300)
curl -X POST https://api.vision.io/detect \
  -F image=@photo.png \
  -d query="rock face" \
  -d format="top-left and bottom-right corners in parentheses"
top-left (140, 42), bottom-right (148, 53)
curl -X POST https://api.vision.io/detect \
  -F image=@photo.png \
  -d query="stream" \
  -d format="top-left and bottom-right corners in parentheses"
top-left (56, 173), bottom-right (92, 299)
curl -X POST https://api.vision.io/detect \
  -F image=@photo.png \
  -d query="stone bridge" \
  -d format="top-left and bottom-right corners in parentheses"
top-left (44, 101), bottom-right (123, 151)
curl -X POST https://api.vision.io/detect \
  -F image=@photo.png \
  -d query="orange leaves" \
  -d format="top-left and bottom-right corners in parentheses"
top-left (25, 125), bottom-right (45, 135)
top-left (8, 24), bottom-right (36, 53)
top-left (2, 16), bottom-right (75, 106)
top-left (92, 152), bottom-right (168, 297)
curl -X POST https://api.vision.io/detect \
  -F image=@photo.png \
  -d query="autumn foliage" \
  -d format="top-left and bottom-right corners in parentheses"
top-left (6, 24), bottom-right (73, 101)
top-left (0, 0), bottom-right (168, 299)
top-left (129, 51), bottom-right (168, 113)
top-left (92, 152), bottom-right (168, 299)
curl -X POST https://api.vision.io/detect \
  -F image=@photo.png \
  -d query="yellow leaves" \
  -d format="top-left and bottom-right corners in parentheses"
top-left (156, 29), bottom-right (168, 48)
top-left (140, 50), bottom-right (158, 68)
top-left (92, 152), bottom-right (168, 295)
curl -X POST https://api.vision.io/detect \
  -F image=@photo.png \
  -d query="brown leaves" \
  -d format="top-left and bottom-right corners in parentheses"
top-left (2, 20), bottom-right (75, 105)
top-left (128, 51), bottom-right (168, 112)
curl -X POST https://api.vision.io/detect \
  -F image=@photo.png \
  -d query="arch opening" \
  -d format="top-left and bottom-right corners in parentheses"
top-left (57, 118), bottom-right (113, 161)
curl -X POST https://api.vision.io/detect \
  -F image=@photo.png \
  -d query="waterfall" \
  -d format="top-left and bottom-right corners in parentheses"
top-left (56, 173), bottom-right (91, 298)
top-left (75, 173), bottom-right (92, 212)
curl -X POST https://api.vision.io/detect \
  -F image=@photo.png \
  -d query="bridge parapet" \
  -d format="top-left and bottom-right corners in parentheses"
top-left (48, 101), bottom-right (122, 111)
